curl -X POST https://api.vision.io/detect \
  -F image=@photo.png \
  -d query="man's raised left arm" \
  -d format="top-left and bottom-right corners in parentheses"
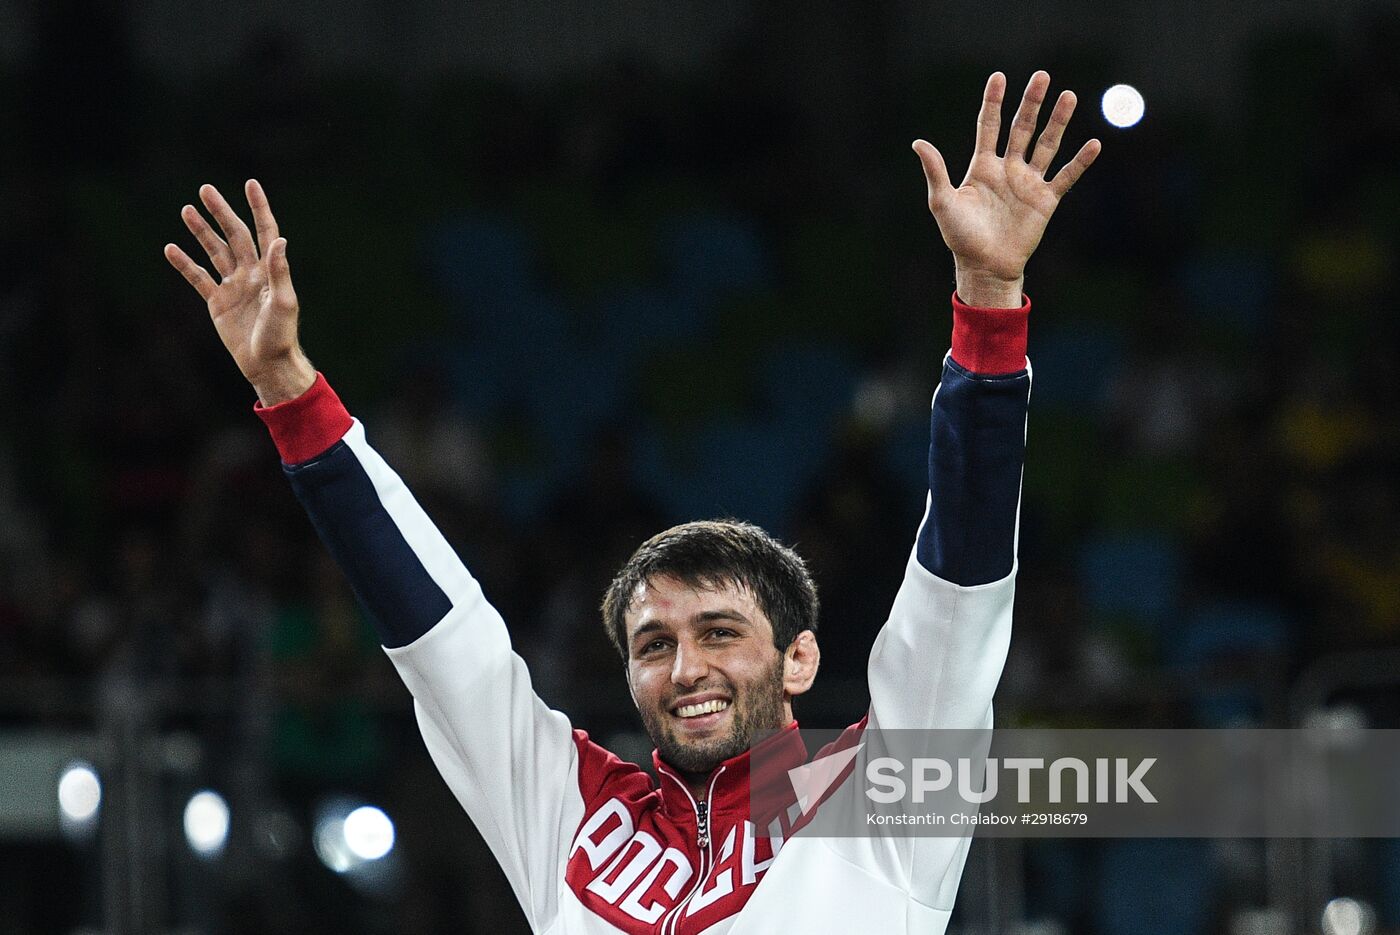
top-left (867, 70), bottom-right (1100, 733)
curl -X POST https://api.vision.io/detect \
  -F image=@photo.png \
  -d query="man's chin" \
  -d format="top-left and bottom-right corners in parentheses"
top-left (657, 735), bottom-right (744, 776)
top-left (649, 712), bottom-right (750, 774)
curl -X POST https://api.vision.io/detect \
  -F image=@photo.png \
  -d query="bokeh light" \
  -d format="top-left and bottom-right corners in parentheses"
top-left (57, 762), bottom-right (101, 823)
top-left (1322, 897), bottom-right (1376, 935)
top-left (1101, 84), bottom-right (1145, 128)
top-left (344, 806), bottom-right (395, 861)
top-left (183, 790), bottom-right (230, 857)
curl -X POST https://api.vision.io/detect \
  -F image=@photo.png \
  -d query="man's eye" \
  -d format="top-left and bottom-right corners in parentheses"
top-left (708, 628), bottom-right (735, 639)
top-left (644, 639), bottom-right (669, 653)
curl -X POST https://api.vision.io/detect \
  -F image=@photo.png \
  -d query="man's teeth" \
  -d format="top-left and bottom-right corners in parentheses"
top-left (676, 699), bottom-right (730, 718)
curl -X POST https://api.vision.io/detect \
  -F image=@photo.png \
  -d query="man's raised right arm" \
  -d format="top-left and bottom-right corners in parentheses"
top-left (165, 181), bottom-right (586, 930)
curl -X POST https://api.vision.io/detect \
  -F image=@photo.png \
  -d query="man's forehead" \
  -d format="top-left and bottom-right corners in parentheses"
top-left (624, 574), bottom-right (762, 627)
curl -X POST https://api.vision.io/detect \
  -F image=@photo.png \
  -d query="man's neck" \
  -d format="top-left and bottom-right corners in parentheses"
top-left (681, 769), bottom-right (713, 803)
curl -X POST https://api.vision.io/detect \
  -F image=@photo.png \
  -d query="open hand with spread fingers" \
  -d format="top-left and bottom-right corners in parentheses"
top-left (912, 71), bottom-right (1101, 308)
top-left (164, 180), bottom-right (316, 406)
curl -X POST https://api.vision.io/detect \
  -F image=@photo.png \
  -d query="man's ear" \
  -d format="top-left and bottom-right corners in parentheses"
top-left (783, 630), bottom-right (820, 698)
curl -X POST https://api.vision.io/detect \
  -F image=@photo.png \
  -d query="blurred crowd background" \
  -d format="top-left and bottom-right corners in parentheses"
top-left (1, 0), bottom-right (1398, 932)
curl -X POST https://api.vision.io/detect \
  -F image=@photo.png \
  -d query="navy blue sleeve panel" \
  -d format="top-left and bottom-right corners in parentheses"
top-left (284, 438), bottom-right (452, 649)
top-left (915, 354), bottom-right (1031, 586)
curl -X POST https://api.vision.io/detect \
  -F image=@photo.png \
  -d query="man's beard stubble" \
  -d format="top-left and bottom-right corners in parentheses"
top-left (643, 656), bottom-right (786, 776)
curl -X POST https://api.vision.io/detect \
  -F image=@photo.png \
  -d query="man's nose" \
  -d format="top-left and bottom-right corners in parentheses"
top-left (670, 640), bottom-right (710, 687)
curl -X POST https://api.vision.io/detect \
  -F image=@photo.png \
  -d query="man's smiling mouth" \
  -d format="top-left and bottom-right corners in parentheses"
top-left (673, 699), bottom-right (731, 718)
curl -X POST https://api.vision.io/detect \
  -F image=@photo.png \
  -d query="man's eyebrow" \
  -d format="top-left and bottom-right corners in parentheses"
top-left (693, 609), bottom-right (751, 625)
top-left (630, 621), bottom-right (666, 643)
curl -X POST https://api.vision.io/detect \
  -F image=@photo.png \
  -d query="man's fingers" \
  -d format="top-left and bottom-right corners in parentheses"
top-left (973, 72), bottom-right (1007, 157)
top-left (266, 237), bottom-right (297, 311)
top-left (164, 243), bottom-right (218, 302)
top-left (1005, 71), bottom-right (1051, 160)
top-left (245, 179), bottom-right (280, 257)
top-left (1049, 138), bottom-right (1102, 199)
top-left (1030, 90), bottom-right (1077, 175)
top-left (180, 204), bottom-right (233, 278)
top-left (911, 140), bottom-right (954, 210)
top-left (199, 184), bottom-right (259, 266)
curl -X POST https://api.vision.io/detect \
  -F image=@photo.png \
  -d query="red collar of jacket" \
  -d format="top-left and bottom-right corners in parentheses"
top-left (651, 720), bottom-right (808, 826)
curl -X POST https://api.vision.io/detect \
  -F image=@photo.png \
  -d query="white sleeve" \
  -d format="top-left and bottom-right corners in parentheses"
top-left (284, 419), bottom-right (583, 930)
top-left (848, 353), bottom-right (1030, 910)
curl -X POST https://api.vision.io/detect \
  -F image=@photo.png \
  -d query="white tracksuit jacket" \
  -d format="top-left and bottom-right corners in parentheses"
top-left (254, 294), bottom-right (1033, 933)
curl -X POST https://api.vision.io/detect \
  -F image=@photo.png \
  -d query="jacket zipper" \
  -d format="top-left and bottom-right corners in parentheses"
top-left (659, 766), bottom-right (724, 935)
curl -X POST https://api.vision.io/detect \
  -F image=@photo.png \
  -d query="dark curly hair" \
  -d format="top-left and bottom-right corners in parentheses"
top-left (600, 519), bottom-right (819, 660)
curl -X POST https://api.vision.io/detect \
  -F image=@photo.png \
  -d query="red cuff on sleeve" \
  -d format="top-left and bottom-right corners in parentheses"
top-left (253, 372), bottom-right (354, 464)
top-left (949, 291), bottom-right (1031, 374)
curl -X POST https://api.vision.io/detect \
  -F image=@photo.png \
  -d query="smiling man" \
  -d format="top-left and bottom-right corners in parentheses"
top-left (603, 521), bottom-right (822, 794)
top-left (166, 71), bottom-right (1098, 934)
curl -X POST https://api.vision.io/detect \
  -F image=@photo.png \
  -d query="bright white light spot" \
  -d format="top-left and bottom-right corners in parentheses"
top-left (58, 762), bottom-right (101, 822)
top-left (1101, 84), bottom-right (1145, 128)
top-left (344, 806), bottom-right (395, 861)
top-left (1323, 897), bottom-right (1376, 935)
top-left (184, 790), bottom-right (230, 856)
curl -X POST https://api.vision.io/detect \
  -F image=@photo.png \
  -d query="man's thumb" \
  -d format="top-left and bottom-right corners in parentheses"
top-left (912, 140), bottom-right (952, 208)
top-left (268, 238), bottom-right (295, 306)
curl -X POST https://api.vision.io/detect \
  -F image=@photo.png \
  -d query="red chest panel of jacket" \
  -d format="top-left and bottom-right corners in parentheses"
top-left (563, 722), bottom-right (862, 933)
